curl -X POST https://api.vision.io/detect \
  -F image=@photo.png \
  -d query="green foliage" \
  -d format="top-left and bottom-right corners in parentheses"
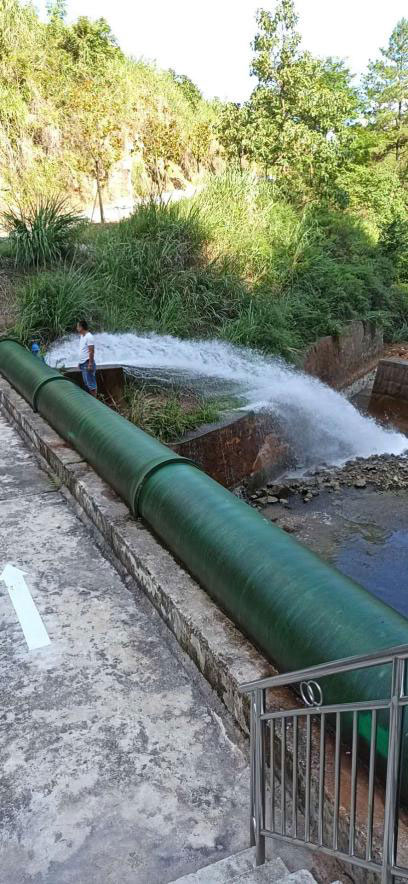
top-left (4, 0), bottom-right (408, 360)
top-left (364, 18), bottom-right (408, 164)
top-left (3, 197), bottom-right (84, 268)
top-left (217, 103), bottom-right (250, 170)
top-left (0, 2), bottom-right (216, 216)
top-left (337, 164), bottom-right (407, 227)
top-left (87, 201), bottom-right (246, 336)
top-left (243, 1), bottom-right (359, 199)
top-left (169, 71), bottom-right (202, 109)
top-left (124, 384), bottom-right (221, 442)
top-left (46, 1), bottom-right (67, 23)
top-left (382, 284), bottom-right (408, 340)
top-left (12, 174), bottom-right (408, 355)
top-left (61, 16), bottom-right (122, 66)
top-left (379, 217), bottom-right (408, 282)
top-left (15, 266), bottom-right (100, 343)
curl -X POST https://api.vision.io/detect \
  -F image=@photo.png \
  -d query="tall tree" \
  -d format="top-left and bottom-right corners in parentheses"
top-left (364, 19), bottom-right (408, 163)
top-left (248, 2), bottom-right (358, 197)
top-left (65, 62), bottom-right (128, 221)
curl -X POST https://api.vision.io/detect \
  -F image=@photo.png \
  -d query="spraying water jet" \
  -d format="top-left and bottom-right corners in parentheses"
top-left (47, 332), bottom-right (408, 471)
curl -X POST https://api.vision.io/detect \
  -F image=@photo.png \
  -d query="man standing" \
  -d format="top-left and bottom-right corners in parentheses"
top-left (77, 320), bottom-right (97, 397)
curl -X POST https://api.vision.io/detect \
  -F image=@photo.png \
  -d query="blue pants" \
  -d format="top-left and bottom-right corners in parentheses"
top-left (79, 360), bottom-right (97, 391)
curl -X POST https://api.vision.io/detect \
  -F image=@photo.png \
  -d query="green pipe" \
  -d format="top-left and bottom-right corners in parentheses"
top-left (1, 339), bottom-right (408, 775)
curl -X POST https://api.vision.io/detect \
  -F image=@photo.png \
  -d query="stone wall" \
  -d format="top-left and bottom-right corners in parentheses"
top-left (302, 320), bottom-right (383, 389)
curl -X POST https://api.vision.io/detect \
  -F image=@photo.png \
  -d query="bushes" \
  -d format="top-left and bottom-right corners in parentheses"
top-left (3, 197), bottom-right (83, 268)
top-left (16, 266), bottom-right (100, 343)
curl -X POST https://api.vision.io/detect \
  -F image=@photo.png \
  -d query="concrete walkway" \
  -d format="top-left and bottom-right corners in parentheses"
top-left (0, 412), bottom-right (249, 884)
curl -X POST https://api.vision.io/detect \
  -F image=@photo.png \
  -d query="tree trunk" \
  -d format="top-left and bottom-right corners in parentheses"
top-left (396, 101), bottom-right (402, 162)
top-left (95, 161), bottom-right (105, 224)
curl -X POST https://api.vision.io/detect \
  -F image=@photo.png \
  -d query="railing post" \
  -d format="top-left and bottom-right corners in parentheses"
top-left (254, 688), bottom-right (266, 865)
top-left (249, 692), bottom-right (256, 847)
top-left (382, 657), bottom-right (405, 884)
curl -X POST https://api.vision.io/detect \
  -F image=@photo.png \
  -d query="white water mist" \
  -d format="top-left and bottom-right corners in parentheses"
top-left (47, 332), bottom-right (407, 469)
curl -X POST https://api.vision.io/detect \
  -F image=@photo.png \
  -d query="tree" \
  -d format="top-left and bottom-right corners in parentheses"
top-left (364, 19), bottom-right (408, 163)
top-left (46, 0), bottom-right (67, 22)
top-left (169, 71), bottom-right (202, 109)
top-left (61, 16), bottom-right (122, 67)
top-left (65, 62), bottom-right (128, 221)
top-left (190, 118), bottom-right (212, 171)
top-left (141, 113), bottom-right (184, 194)
top-left (217, 103), bottom-right (250, 171)
top-left (248, 2), bottom-right (358, 197)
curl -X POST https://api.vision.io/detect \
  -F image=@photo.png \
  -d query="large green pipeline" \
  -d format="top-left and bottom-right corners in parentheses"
top-left (1, 339), bottom-right (408, 768)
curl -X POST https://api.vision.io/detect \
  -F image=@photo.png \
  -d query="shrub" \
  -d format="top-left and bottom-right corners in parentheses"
top-left (3, 197), bottom-right (84, 268)
top-left (15, 266), bottom-right (100, 343)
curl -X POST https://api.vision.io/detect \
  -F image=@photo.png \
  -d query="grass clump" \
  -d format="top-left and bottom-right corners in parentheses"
top-left (124, 383), bottom-right (221, 442)
top-left (3, 197), bottom-right (84, 269)
top-left (88, 201), bottom-right (247, 338)
top-left (15, 266), bottom-right (100, 344)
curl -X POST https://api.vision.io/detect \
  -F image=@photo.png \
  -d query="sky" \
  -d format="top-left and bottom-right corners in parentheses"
top-left (37, 0), bottom-right (408, 102)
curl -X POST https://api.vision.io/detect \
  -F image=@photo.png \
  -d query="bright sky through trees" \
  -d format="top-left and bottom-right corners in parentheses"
top-left (36, 0), bottom-right (408, 100)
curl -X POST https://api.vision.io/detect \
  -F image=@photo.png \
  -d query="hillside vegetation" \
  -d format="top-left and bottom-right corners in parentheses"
top-left (2, 0), bottom-right (408, 356)
top-left (1, 0), bottom-right (218, 215)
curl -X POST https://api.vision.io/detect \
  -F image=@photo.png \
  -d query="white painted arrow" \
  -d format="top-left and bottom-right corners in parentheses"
top-left (1, 564), bottom-right (51, 651)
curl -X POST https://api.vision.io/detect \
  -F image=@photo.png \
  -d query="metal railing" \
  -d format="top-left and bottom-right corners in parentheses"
top-left (241, 643), bottom-right (408, 883)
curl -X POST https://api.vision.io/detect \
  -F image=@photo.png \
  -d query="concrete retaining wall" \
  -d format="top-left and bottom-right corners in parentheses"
top-left (302, 321), bottom-right (383, 389)
top-left (64, 364), bottom-right (125, 405)
top-left (170, 411), bottom-right (291, 488)
top-left (372, 357), bottom-right (408, 401)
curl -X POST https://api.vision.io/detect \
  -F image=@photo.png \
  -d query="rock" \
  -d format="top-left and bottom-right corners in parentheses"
top-left (279, 498), bottom-right (289, 505)
top-left (267, 483), bottom-right (292, 499)
top-left (354, 478), bottom-right (367, 489)
top-left (267, 496), bottom-right (279, 504)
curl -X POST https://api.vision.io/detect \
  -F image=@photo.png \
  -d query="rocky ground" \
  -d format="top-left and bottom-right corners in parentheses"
top-left (241, 453), bottom-right (408, 518)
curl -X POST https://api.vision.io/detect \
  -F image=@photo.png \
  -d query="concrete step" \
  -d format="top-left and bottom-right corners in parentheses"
top-left (169, 848), bottom-right (287, 883)
top-left (169, 848), bottom-right (329, 884)
top-left (277, 874), bottom-right (319, 884)
top-left (233, 856), bottom-right (289, 882)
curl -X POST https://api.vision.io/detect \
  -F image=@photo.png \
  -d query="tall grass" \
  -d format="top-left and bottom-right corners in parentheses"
top-left (16, 266), bottom-right (100, 343)
top-left (3, 197), bottom-right (83, 268)
top-left (124, 383), bottom-right (221, 442)
top-left (14, 174), bottom-right (405, 352)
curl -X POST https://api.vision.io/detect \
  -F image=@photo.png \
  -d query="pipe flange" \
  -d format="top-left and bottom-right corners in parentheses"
top-left (130, 456), bottom-right (201, 516)
top-left (32, 375), bottom-right (72, 412)
top-left (0, 336), bottom-right (23, 346)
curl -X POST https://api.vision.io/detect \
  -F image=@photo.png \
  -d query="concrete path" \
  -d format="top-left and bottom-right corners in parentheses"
top-left (0, 412), bottom-right (249, 884)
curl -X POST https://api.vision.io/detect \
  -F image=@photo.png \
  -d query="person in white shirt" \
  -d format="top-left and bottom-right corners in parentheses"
top-left (77, 320), bottom-right (97, 397)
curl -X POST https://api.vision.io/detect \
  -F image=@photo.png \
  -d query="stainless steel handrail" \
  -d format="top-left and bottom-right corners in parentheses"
top-left (240, 642), bottom-right (408, 693)
top-left (242, 644), bottom-right (408, 884)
